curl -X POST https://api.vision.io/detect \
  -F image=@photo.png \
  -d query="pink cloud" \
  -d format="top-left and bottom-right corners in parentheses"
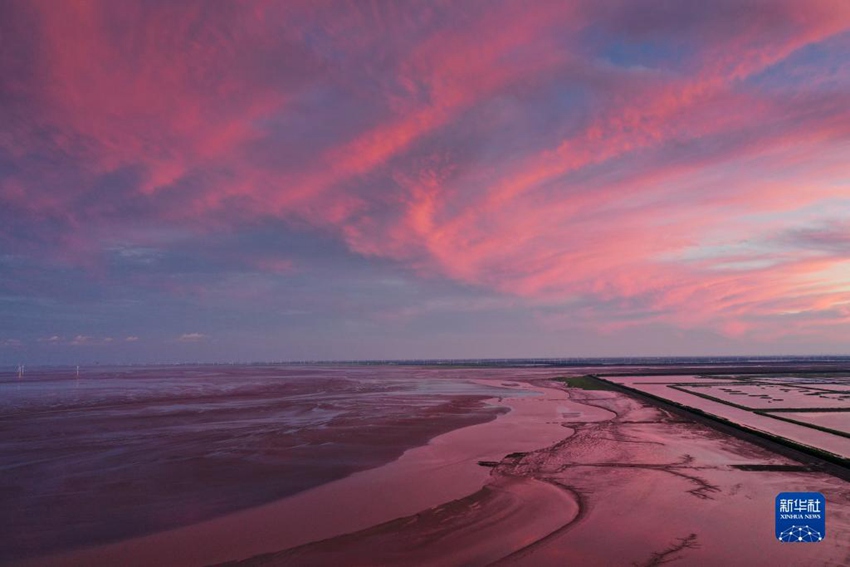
top-left (3, 0), bottom-right (849, 348)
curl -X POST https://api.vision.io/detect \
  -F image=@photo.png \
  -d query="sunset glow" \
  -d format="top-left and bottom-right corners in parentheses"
top-left (2, 1), bottom-right (849, 362)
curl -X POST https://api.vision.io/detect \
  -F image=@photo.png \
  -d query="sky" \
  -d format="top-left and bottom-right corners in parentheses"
top-left (1, 0), bottom-right (849, 364)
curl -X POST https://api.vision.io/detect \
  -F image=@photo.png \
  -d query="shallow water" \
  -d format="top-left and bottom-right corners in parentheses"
top-left (0, 365), bottom-right (541, 561)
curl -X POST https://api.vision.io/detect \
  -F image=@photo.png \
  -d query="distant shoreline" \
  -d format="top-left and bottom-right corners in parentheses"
top-left (7, 356), bottom-right (850, 371)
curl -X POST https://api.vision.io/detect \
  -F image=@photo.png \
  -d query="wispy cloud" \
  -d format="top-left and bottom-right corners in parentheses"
top-left (69, 335), bottom-right (94, 346)
top-left (1, 1), bottom-right (849, 360)
top-left (178, 333), bottom-right (207, 343)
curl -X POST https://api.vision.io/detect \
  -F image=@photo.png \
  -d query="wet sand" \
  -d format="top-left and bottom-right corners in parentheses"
top-left (227, 476), bottom-right (578, 567)
top-left (19, 378), bottom-right (850, 566)
top-left (17, 378), bottom-right (575, 566)
top-left (227, 383), bottom-right (850, 567)
top-left (3, 365), bottom-right (541, 563)
top-left (497, 389), bottom-right (850, 566)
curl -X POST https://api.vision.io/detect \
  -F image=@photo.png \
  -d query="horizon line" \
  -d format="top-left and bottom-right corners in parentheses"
top-left (8, 354), bottom-right (850, 370)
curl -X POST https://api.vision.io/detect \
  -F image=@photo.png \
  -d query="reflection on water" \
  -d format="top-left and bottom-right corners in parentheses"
top-left (0, 365), bottom-right (540, 561)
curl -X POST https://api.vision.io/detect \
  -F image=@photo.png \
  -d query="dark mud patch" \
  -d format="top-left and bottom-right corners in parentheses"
top-left (633, 533), bottom-right (700, 567)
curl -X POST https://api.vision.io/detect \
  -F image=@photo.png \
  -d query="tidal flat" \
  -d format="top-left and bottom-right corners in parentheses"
top-left (6, 365), bottom-right (850, 566)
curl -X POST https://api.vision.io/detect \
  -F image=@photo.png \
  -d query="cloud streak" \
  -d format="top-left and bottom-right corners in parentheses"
top-left (1, 0), bottom-right (849, 361)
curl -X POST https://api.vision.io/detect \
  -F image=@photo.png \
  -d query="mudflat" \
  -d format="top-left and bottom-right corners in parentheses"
top-left (226, 382), bottom-right (850, 566)
top-left (19, 377), bottom-right (850, 567)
